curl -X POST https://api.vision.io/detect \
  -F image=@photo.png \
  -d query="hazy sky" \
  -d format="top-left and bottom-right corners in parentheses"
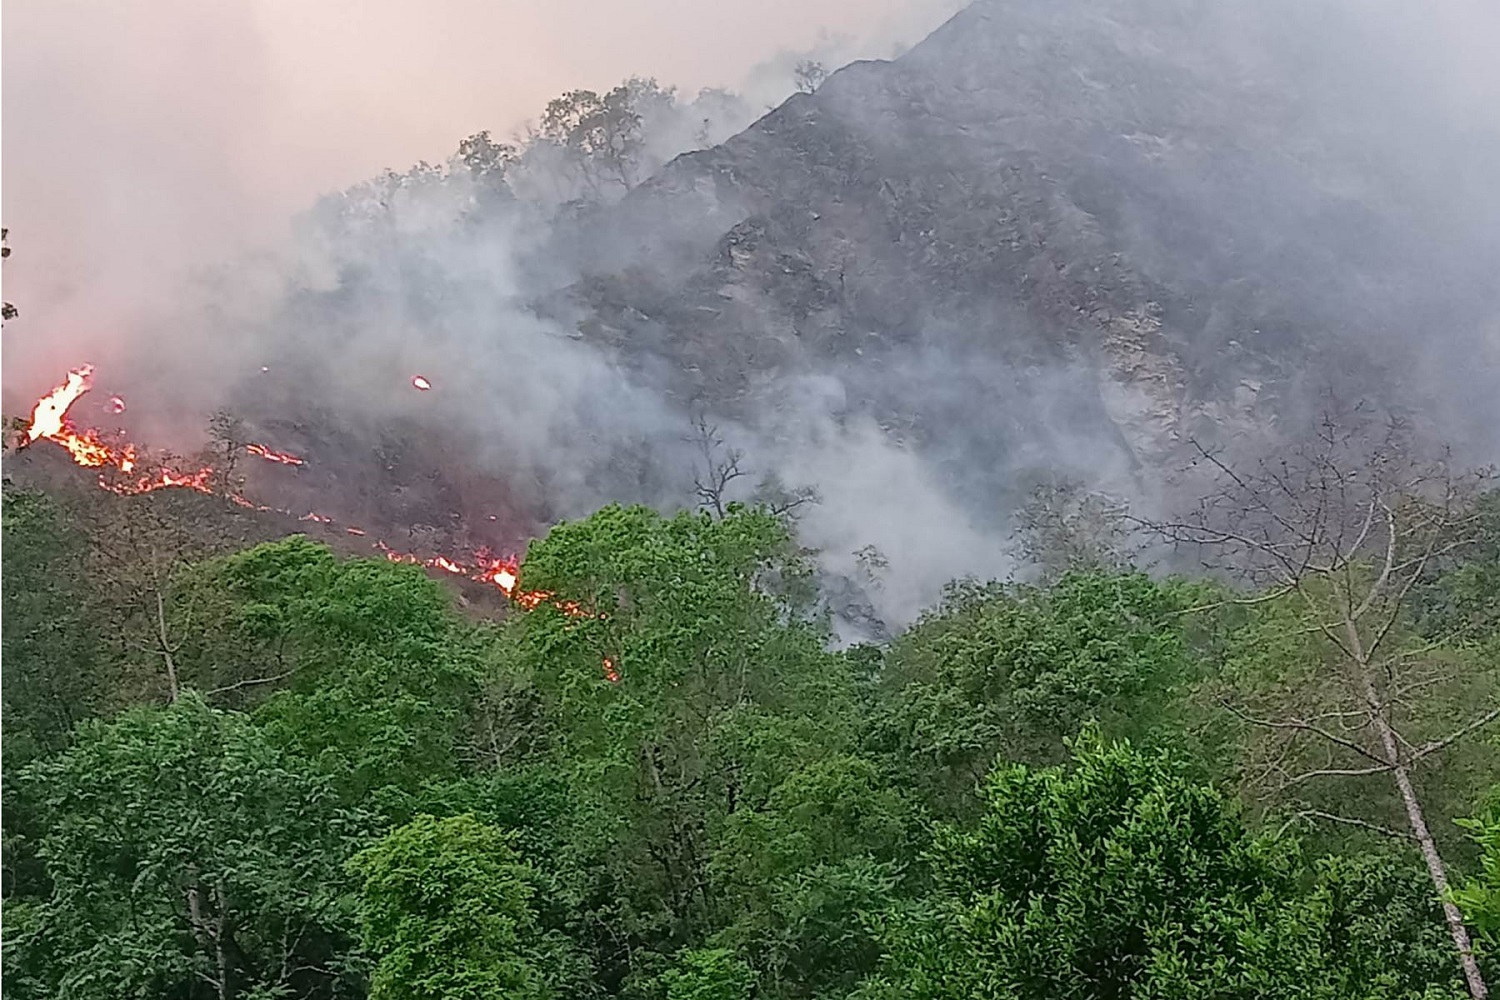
top-left (1, 0), bottom-right (956, 390)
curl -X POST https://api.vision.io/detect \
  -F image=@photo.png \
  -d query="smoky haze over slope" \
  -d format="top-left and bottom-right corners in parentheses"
top-left (6, 0), bottom-right (1500, 631)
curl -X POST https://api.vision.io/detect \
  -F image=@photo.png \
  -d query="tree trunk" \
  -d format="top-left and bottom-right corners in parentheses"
top-left (1389, 741), bottom-right (1488, 997)
top-left (154, 587), bottom-right (179, 703)
top-left (1366, 682), bottom-right (1488, 997)
top-left (185, 881), bottom-right (228, 999)
top-left (213, 884), bottom-right (233, 1000)
top-left (1347, 615), bottom-right (1488, 998)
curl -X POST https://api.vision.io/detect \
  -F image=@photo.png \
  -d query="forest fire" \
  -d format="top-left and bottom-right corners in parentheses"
top-left (411, 375), bottom-right (432, 391)
top-left (17, 362), bottom-right (607, 667)
top-left (246, 443), bottom-right (305, 466)
top-left (103, 467), bottom-right (217, 497)
top-left (25, 363), bottom-right (94, 443)
top-left (25, 365), bottom-right (138, 473)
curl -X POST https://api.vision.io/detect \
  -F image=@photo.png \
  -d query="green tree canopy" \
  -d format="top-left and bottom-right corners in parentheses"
top-left (350, 813), bottom-right (589, 1000)
top-left (871, 571), bottom-right (1215, 815)
top-left (857, 732), bottom-right (1467, 999)
top-left (6, 694), bottom-right (362, 1000)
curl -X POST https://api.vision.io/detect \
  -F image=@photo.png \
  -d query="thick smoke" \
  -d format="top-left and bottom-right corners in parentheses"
top-left (5, 0), bottom-right (1499, 630)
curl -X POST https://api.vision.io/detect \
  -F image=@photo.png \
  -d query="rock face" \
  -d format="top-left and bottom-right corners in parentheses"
top-left (538, 0), bottom-right (1499, 501)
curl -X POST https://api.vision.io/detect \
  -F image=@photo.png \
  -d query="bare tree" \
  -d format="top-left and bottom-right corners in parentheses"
top-left (1138, 415), bottom-right (1497, 998)
top-left (1012, 476), bottom-right (1138, 582)
top-left (753, 474), bottom-right (820, 522)
top-left (793, 60), bottom-right (828, 94)
top-left (689, 415), bottom-right (820, 522)
top-left (690, 414), bottom-right (745, 518)
top-left (206, 409), bottom-right (249, 488)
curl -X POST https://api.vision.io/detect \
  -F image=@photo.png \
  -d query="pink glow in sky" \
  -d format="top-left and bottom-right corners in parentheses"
top-left (1, 0), bottom-right (956, 381)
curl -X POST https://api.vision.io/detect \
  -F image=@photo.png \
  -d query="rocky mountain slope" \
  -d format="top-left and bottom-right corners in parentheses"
top-left (59, 0), bottom-right (1491, 628)
top-left (537, 0), bottom-right (1499, 505)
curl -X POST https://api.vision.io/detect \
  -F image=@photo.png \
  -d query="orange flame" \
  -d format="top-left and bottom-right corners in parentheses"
top-left (24, 364), bottom-right (139, 473)
top-left (246, 443), bottom-right (305, 467)
top-left (26, 364), bottom-right (94, 443)
top-left (430, 555), bottom-right (465, 575)
top-left (102, 467), bottom-right (216, 496)
top-left (22, 361), bottom-right (618, 682)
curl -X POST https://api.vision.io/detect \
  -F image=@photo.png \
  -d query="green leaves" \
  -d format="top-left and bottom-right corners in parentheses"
top-left (10, 694), bottom-right (363, 999)
top-left (1454, 804), bottom-right (1500, 950)
top-left (350, 814), bottom-right (588, 1000)
top-left (196, 537), bottom-right (488, 813)
top-left (862, 733), bottom-right (1465, 999)
top-left (873, 571), bottom-right (1212, 814)
top-left (650, 948), bottom-right (756, 1000)
top-left (6, 488), bottom-right (1490, 999)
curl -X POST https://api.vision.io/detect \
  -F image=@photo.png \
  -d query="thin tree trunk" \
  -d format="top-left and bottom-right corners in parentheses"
top-left (1359, 674), bottom-right (1487, 995)
top-left (213, 884), bottom-right (233, 1000)
top-left (1378, 716), bottom-right (1488, 997)
top-left (155, 587), bottom-right (179, 703)
top-left (1347, 619), bottom-right (1488, 998)
top-left (185, 881), bottom-right (226, 998)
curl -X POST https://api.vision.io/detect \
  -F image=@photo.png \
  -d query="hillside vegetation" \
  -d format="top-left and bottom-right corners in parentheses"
top-left (5, 432), bottom-right (1500, 999)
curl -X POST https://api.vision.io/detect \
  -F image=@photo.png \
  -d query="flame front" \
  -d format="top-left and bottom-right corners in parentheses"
top-left (20, 361), bottom-right (615, 680)
top-left (24, 365), bottom-right (140, 473)
top-left (26, 364), bottom-right (93, 443)
top-left (246, 443), bottom-right (305, 466)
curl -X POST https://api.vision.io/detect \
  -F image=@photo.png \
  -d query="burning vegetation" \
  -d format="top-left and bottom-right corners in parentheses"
top-left (16, 361), bottom-right (589, 624)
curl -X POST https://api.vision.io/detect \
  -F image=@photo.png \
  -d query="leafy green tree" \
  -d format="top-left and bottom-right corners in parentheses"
top-left (1454, 801), bottom-right (1500, 953)
top-left (1314, 851), bottom-right (1482, 998)
top-left (872, 570), bottom-right (1213, 815)
top-left (350, 813), bottom-right (588, 1000)
top-left (507, 504), bottom-right (856, 970)
top-left (1, 488), bottom-right (112, 751)
top-left (856, 732), bottom-right (1465, 999)
top-left (2, 488), bottom-right (115, 900)
top-left (651, 948), bottom-right (756, 1000)
top-left (709, 755), bottom-right (915, 998)
top-left (1415, 490), bottom-right (1500, 642)
top-left (6, 694), bottom-right (362, 999)
top-left (185, 537), bottom-right (487, 814)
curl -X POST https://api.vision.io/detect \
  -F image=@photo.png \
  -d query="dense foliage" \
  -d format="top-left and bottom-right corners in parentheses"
top-left (4, 482), bottom-right (1499, 999)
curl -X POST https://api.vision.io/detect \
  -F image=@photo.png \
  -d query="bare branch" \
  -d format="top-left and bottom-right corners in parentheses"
top-left (1280, 808), bottom-right (1417, 841)
top-left (205, 671), bottom-right (297, 698)
top-left (1411, 705), bottom-right (1500, 764)
top-left (689, 414), bottom-right (745, 518)
top-left (1220, 700), bottom-right (1390, 767)
top-left (1281, 762), bottom-right (1396, 789)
